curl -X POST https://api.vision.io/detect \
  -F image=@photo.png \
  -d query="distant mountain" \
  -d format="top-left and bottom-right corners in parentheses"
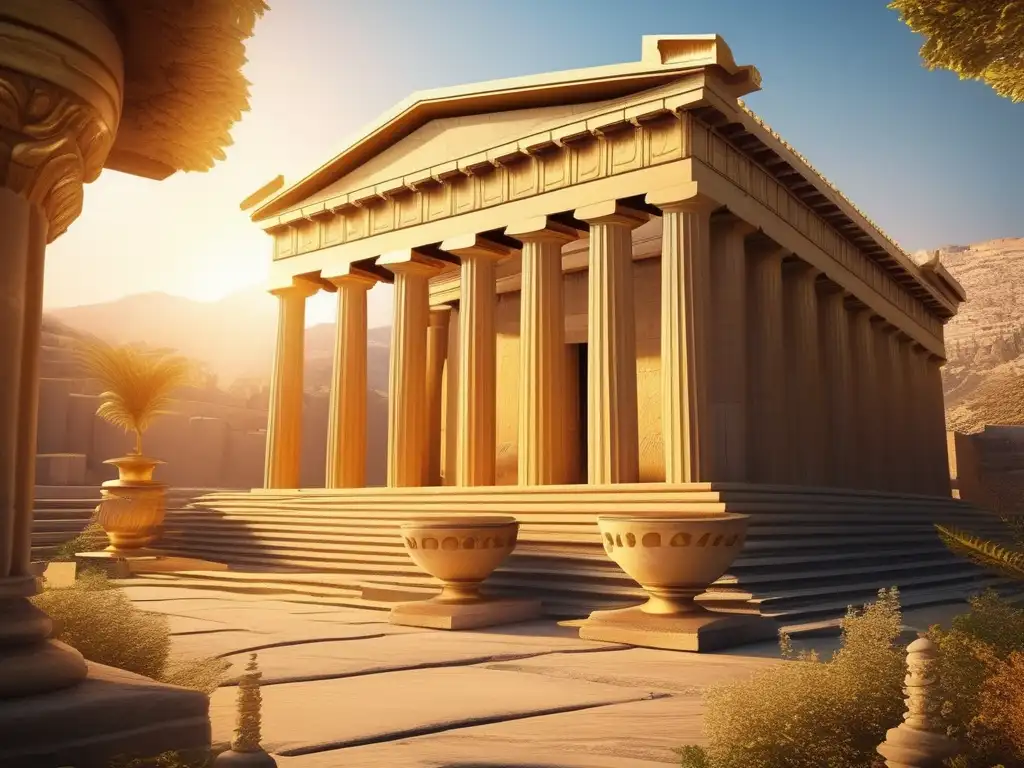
top-left (47, 288), bottom-right (392, 392)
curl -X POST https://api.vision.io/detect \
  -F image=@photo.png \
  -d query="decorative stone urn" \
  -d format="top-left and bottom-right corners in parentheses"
top-left (390, 515), bottom-right (541, 630)
top-left (578, 512), bottom-right (775, 652)
top-left (94, 455), bottom-right (168, 552)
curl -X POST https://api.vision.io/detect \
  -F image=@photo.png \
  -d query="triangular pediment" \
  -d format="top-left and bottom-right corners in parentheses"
top-left (250, 35), bottom-right (760, 221)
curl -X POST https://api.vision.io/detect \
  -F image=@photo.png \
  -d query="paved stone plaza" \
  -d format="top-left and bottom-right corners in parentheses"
top-left (117, 577), bottom-right (965, 767)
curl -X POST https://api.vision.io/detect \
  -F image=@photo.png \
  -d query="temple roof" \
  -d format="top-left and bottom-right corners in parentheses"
top-left (103, 0), bottom-right (269, 179)
top-left (249, 35), bottom-right (761, 219)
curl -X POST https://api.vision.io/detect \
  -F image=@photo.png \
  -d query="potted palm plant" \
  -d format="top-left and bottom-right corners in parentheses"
top-left (76, 340), bottom-right (193, 552)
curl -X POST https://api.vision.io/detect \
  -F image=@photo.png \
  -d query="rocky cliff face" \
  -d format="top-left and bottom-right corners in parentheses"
top-left (935, 237), bottom-right (1024, 430)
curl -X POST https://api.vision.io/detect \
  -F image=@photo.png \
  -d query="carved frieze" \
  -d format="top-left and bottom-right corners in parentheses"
top-left (0, 68), bottom-right (115, 241)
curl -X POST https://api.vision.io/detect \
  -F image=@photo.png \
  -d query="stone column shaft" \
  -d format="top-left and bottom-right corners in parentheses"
top-left (576, 202), bottom-right (647, 485)
top-left (849, 309), bottom-right (882, 490)
top-left (782, 261), bottom-right (825, 486)
top-left (442, 235), bottom-right (514, 487)
top-left (425, 307), bottom-right (451, 487)
top-left (709, 216), bottom-right (754, 482)
top-left (380, 252), bottom-right (444, 488)
top-left (324, 271), bottom-right (378, 489)
top-left (506, 218), bottom-right (578, 486)
top-left (884, 329), bottom-right (909, 492)
top-left (264, 280), bottom-right (318, 489)
top-left (925, 355), bottom-right (951, 496)
top-left (655, 196), bottom-right (716, 483)
top-left (818, 283), bottom-right (855, 488)
top-left (747, 245), bottom-right (787, 484)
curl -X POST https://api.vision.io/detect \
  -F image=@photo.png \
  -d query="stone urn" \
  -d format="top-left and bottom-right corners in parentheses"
top-left (94, 455), bottom-right (168, 552)
top-left (599, 511), bottom-right (749, 614)
top-left (579, 511), bottom-right (774, 651)
top-left (391, 515), bottom-right (541, 630)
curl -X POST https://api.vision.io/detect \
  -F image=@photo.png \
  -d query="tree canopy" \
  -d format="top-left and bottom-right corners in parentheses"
top-left (890, 0), bottom-right (1024, 102)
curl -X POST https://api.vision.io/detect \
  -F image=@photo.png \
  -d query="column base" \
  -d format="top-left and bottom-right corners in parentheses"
top-left (577, 604), bottom-right (777, 652)
top-left (0, 661), bottom-right (211, 768)
top-left (389, 595), bottom-right (542, 631)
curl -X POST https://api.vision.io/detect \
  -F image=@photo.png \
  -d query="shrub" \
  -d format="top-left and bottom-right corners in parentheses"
top-left (50, 515), bottom-right (109, 562)
top-left (32, 571), bottom-right (228, 693)
top-left (677, 588), bottom-right (905, 768)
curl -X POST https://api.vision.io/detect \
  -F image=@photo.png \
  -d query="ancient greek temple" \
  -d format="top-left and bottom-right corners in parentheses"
top-left (249, 35), bottom-right (963, 498)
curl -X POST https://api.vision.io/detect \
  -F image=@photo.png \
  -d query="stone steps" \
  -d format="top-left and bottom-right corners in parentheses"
top-left (152, 484), bottom-right (1009, 624)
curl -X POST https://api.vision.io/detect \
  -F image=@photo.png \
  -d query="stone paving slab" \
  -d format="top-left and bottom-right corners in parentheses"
top-left (484, 645), bottom-right (780, 695)
top-left (172, 622), bottom-right (425, 660)
top-left (219, 622), bottom-right (623, 684)
top-left (278, 695), bottom-right (700, 766)
top-left (209, 666), bottom-right (660, 756)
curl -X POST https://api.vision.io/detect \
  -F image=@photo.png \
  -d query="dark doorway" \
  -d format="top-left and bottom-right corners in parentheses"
top-left (576, 343), bottom-right (588, 482)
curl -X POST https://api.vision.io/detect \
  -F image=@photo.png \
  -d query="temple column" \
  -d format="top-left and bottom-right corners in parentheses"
top-left (648, 191), bottom-right (716, 483)
top-left (264, 279), bottom-right (319, 489)
top-left (817, 280), bottom-right (855, 488)
top-left (425, 307), bottom-right (451, 487)
top-left (925, 354), bottom-right (951, 496)
top-left (442, 235), bottom-right (515, 487)
top-left (883, 328), bottom-right (910, 492)
top-left (324, 269), bottom-right (379, 489)
top-left (576, 201), bottom-right (648, 485)
top-left (782, 260), bottom-right (825, 486)
top-left (378, 250), bottom-right (445, 487)
top-left (849, 308), bottom-right (882, 490)
top-left (442, 304), bottom-right (461, 486)
top-left (708, 215), bottom-right (755, 481)
top-left (746, 241), bottom-right (787, 484)
top-left (505, 218), bottom-right (578, 485)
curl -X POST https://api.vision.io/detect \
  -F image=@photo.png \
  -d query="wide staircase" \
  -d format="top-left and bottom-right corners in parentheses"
top-left (155, 483), bottom-right (1021, 626)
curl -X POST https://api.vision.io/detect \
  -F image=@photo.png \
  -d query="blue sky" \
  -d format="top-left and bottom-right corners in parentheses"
top-left (47, 0), bottom-right (1022, 316)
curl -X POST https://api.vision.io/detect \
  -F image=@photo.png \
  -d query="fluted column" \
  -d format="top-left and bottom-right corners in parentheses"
top-left (782, 260), bottom-right (825, 486)
top-left (425, 307), bottom-right (451, 487)
top-left (708, 215), bottom-right (756, 482)
top-left (849, 308), bottom-right (882, 490)
top-left (647, 192), bottom-right (716, 483)
top-left (379, 250), bottom-right (445, 488)
top-left (324, 269), bottom-right (379, 489)
top-left (441, 234), bottom-right (515, 487)
top-left (576, 201), bottom-right (648, 485)
top-left (505, 217), bottom-right (578, 485)
top-left (747, 242), bottom-right (787, 484)
top-left (925, 354), bottom-right (951, 496)
top-left (264, 279), bottom-right (319, 489)
top-left (817, 281), bottom-right (855, 488)
top-left (884, 328), bottom-right (910, 492)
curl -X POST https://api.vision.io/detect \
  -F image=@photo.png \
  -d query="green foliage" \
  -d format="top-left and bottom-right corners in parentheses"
top-left (890, 0), bottom-right (1024, 101)
top-left (31, 571), bottom-right (228, 693)
top-left (75, 339), bottom-right (193, 455)
top-left (938, 522), bottom-right (1024, 580)
top-left (678, 588), bottom-right (905, 768)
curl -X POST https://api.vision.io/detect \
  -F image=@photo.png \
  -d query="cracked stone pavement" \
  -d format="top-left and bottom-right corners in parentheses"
top-left (121, 581), bottom-right (855, 767)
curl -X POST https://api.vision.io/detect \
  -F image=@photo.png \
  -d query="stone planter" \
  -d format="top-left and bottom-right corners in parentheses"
top-left (578, 512), bottom-right (775, 652)
top-left (390, 515), bottom-right (541, 630)
top-left (94, 455), bottom-right (168, 552)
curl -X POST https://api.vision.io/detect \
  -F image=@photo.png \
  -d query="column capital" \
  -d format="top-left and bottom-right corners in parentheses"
top-left (782, 258), bottom-right (821, 281)
top-left (505, 217), bottom-right (579, 244)
top-left (440, 233), bottom-right (516, 261)
top-left (429, 305), bottom-right (453, 329)
top-left (645, 183), bottom-right (718, 214)
top-left (378, 248), bottom-right (446, 276)
top-left (269, 276), bottom-right (320, 299)
top-left (574, 200), bottom-right (649, 228)
top-left (323, 266), bottom-right (380, 291)
top-left (814, 275), bottom-right (848, 297)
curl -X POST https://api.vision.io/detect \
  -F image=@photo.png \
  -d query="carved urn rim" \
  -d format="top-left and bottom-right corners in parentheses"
top-left (400, 515), bottom-right (518, 531)
top-left (103, 455), bottom-right (166, 467)
top-left (597, 512), bottom-right (748, 523)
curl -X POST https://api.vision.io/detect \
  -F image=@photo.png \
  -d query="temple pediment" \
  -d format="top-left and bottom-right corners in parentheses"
top-left (249, 35), bottom-right (760, 220)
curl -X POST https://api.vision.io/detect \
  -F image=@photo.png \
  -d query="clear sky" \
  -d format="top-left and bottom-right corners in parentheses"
top-left (45, 0), bottom-right (1024, 326)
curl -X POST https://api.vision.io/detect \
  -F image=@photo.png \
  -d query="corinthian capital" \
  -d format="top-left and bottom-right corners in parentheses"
top-left (0, 68), bottom-right (116, 242)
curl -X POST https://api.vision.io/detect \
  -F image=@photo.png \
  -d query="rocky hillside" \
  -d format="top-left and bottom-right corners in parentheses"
top-left (937, 237), bottom-right (1024, 431)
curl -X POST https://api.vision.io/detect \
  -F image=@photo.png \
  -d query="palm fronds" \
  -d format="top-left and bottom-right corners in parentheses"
top-left (937, 524), bottom-right (1024, 581)
top-left (75, 340), bottom-right (194, 455)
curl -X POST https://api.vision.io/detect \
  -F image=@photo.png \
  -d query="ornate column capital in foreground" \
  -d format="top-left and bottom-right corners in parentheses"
top-left (0, 0), bottom-right (123, 240)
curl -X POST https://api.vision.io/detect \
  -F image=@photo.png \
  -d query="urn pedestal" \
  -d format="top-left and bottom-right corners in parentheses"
top-left (578, 512), bottom-right (775, 652)
top-left (390, 516), bottom-right (541, 630)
